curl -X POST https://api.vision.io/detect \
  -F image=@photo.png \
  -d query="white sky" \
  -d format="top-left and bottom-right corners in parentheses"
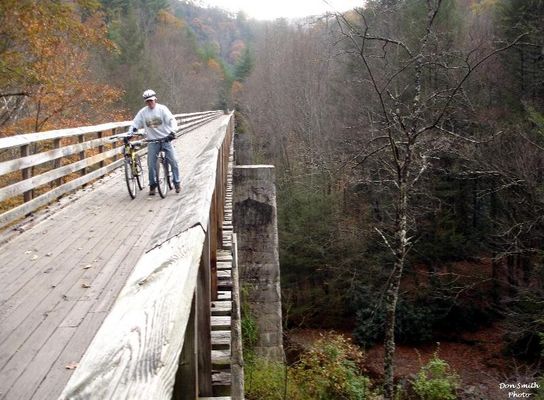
top-left (199, 0), bottom-right (363, 20)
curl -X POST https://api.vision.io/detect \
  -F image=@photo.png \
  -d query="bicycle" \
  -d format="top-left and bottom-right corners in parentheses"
top-left (145, 137), bottom-right (174, 198)
top-left (110, 132), bottom-right (146, 199)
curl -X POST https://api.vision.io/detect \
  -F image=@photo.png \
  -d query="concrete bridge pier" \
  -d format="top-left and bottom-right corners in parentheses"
top-left (233, 165), bottom-right (284, 362)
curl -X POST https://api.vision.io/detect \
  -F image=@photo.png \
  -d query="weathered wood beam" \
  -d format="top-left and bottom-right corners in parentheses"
top-left (59, 226), bottom-right (206, 400)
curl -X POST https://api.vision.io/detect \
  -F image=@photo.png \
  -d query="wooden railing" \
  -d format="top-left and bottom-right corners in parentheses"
top-left (58, 114), bottom-right (235, 399)
top-left (0, 111), bottom-right (222, 230)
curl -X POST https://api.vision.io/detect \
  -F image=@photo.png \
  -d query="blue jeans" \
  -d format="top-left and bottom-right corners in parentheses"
top-left (147, 141), bottom-right (180, 188)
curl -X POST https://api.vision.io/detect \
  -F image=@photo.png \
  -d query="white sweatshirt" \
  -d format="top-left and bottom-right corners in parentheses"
top-left (130, 103), bottom-right (177, 140)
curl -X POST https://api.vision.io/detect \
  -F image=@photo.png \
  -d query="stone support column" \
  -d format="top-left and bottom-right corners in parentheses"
top-left (233, 165), bottom-right (284, 362)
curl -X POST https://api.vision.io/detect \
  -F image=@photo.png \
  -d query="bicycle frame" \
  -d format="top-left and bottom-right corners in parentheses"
top-left (111, 133), bottom-right (145, 199)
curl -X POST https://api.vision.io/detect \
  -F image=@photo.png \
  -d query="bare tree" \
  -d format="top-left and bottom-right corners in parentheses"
top-left (333, 1), bottom-right (525, 398)
top-left (241, 18), bottom-right (348, 177)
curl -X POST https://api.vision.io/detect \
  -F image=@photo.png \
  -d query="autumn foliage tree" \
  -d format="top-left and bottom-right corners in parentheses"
top-left (0, 0), bottom-right (123, 134)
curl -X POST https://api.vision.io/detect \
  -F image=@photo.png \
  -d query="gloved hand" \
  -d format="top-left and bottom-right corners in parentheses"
top-left (167, 132), bottom-right (176, 142)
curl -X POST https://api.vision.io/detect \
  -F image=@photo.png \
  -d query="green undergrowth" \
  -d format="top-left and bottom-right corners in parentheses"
top-left (244, 333), bottom-right (375, 400)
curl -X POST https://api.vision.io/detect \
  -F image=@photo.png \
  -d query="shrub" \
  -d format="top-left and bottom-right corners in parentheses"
top-left (291, 333), bottom-right (373, 400)
top-left (245, 333), bottom-right (375, 400)
top-left (535, 375), bottom-right (544, 400)
top-left (245, 359), bottom-right (294, 400)
top-left (410, 353), bottom-right (459, 400)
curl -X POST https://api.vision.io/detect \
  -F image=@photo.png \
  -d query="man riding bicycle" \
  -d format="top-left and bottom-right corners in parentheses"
top-left (128, 89), bottom-right (181, 195)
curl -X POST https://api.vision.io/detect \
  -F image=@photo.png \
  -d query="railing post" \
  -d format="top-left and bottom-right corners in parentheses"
top-left (78, 134), bottom-right (85, 176)
top-left (197, 225), bottom-right (212, 396)
top-left (53, 138), bottom-right (62, 187)
top-left (210, 194), bottom-right (218, 301)
top-left (21, 144), bottom-right (32, 202)
top-left (97, 131), bottom-right (104, 169)
top-left (174, 294), bottom-right (198, 400)
top-left (231, 233), bottom-right (245, 400)
top-left (111, 128), bottom-right (118, 162)
top-left (216, 156), bottom-right (224, 248)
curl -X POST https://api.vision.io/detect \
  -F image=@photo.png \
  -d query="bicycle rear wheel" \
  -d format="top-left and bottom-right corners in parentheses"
top-left (156, 155), bottom-right (169, 198)
top-left (135, 154), bottom-right (145, 190)
top-left (124, 157), bottom-right (137, 199)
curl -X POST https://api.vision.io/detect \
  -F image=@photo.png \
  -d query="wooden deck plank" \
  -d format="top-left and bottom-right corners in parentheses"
top-left (212, 371), bottom-right (232, 386)
top-left (0, 199), bottom-right (155, 392)
top-left (199, 397), bottom-right (231, 400)
top-left (0, 205), bottom-right (101, 297)
top-left (211, 330), bottom-right (231, 350)
top-left (211, 300), bottom-right (232, 313)
top-left (28, 311), bottom-right (107, 400)
top-left (217, 280), bottom-right (233, 290)
top-left (0, 203), bottom-right (143, 361)
top-left (211, 350), bottom-right (231, 369)
top-left (0, 200), bottom-right (138, 336)
top-left (217, 291), bottom-right (231, 301)
top-left (0, 182), bottom-right (137, 291)
top-left (2, 326), bottom-right (76, 400)
top-left (0, 209), bottom-right (156, 376)
top-left (217, 270), bottom-right (232, 280)
top-left (217, 261), bottom-right (232, 271)
top-left (211, 316), bottom-right (231, 331)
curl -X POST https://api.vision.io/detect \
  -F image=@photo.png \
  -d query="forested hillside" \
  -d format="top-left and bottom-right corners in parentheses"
top-left (1, 0), bottom-right (543, 399)
top-left (0, 0), bottom-right (251, 135)
top-left (236, 0), bottom-right (544, 399)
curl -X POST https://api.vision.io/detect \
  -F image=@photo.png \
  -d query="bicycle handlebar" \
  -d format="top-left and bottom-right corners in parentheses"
top-left (107, 132), bottom-right (175, 146)
top-left (107, 132), bottom-right (145, 142)
top-left (144, 137), bottom-right (170, 143)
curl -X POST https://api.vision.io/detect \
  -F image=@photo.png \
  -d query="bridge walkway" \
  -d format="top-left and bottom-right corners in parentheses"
top-left (0, 115), bottom-right (231, 400)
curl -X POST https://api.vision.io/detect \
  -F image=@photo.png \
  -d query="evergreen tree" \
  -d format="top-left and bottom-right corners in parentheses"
top-left (233, 46), bottom-right (254, 82)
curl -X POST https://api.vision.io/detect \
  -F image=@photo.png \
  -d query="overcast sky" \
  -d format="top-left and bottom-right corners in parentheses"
top-left (198, 0), bottom-right (363, 20)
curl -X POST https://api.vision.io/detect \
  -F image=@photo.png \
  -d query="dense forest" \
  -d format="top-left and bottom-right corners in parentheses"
top-left (1, 0), bottom-right (544, 399)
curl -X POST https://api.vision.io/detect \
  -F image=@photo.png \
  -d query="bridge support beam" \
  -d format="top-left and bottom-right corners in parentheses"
top-left (175, 295), bottom-right (197, 400)
top-left (197, 224), bottom-right (213, 396)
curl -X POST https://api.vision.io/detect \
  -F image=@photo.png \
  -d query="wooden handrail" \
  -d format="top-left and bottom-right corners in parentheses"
top-left (0, 111), bottom-right (219, 150)
top-left (0, 111), bottom-right (222, 230)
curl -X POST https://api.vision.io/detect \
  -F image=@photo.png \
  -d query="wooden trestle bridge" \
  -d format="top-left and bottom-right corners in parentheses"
top-left (0, 112), bottom-right (242, 399)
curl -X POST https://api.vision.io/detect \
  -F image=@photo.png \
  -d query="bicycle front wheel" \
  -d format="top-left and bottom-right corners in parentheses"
top-left (167, 162), bottom-right (173, 190)
top-left (135, 154), bottom-right (145, 190)
top-left (156, 156), bottom-right (169, 198)
top-left (124, 157), bottom-right (137, 199)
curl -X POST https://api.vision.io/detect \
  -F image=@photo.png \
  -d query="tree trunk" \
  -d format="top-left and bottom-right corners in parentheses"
top-left (491, 256), bottom-right (501, 305)
top-left (383, 180), bottom-right (408, 400)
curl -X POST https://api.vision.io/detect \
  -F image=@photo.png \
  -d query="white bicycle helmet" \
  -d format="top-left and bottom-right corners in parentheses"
top-left (142, 89), bottom-right (157, 102)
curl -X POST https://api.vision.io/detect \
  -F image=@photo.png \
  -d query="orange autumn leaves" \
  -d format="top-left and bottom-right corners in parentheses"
top-left (0, 0), bottom-right (125, 135)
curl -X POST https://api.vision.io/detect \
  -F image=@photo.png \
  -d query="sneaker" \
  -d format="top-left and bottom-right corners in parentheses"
top-left (175, 184), bottom-right (180, 194)
top-left (149, 187), bottom-right (156, 196)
